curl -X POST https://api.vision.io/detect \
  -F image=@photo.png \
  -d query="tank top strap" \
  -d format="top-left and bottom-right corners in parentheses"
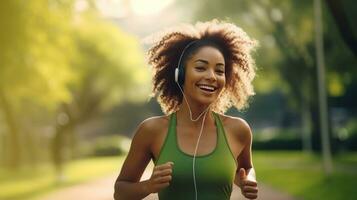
top-left (169, 112), bottom-right (177, 134)
top-left (165, 112), bottom-right (178, 149)
top-left (212, 112), bottom-right (237, 166)
top-left (212, 112), bottom-right (224, 138)
top-left (154, 112), bottom-right (177, 165)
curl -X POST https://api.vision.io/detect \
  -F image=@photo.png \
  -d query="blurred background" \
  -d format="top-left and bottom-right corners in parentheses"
top-left (0, 0), bottom-right (356, 200)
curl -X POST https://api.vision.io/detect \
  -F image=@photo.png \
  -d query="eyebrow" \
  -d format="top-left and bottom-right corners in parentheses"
top-left (194, 59), bottom-right (225, 66)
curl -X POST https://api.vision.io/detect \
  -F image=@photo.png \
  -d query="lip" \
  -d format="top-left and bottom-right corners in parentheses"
top-left (196, 83), bottom-right (218, 93)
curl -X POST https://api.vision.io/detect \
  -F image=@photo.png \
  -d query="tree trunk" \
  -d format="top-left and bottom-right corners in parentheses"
top-left (52, 112), bottom-right (73, 182)
top-left (301, 98), bottom-right (312, 153)
top-left (0, 88), bottom-right (21, 169)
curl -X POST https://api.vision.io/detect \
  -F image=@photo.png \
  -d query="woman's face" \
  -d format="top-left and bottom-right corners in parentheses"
top-left (183, 46), bottom-right (226, 106)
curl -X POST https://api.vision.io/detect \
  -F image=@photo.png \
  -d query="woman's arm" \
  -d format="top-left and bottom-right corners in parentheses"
top-left (113, 118), bottom-right (173, 200)
top-left (113, 119), bottom-right (152, 200)
top-left (232, 118), bottom-right (258, 199)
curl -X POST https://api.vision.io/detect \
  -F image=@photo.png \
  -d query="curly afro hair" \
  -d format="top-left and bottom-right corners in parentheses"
top-left (147, 19), bottom-right (258, 114)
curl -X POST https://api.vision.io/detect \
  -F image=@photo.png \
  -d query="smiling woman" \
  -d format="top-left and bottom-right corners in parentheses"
top-left (114, 19), bottom-right (259, 200)
top-left (179, 45), bottom-right (226, 106)
top-left (191, 53), bottom-right (226, 95)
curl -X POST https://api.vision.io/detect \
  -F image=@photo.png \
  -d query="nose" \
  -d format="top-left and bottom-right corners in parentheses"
top-left (205, 68), bottom-right (217, 81)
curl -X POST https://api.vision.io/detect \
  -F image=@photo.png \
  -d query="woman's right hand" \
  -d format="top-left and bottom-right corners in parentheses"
top-left (145, 162), bottom-right (174, 193)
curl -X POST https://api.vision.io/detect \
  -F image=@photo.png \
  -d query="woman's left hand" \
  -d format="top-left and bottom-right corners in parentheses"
top-left (238, 168), bottom-right (258, 199)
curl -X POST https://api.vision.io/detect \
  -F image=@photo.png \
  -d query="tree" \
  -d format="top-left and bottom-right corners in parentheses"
top-left (0, 1), bottom-right (150, 173)
top-left (0, 0), bottom-right (75, 168)
top-left (51, 8), bottom-right (150, 179)
top-left (325, 0), bottom-right (357, 56)
top-left (182, 0), bottom-right (357, 152)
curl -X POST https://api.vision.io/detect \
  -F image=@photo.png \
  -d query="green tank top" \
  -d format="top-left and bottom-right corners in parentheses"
top-left (155, 112), bottom-right (237, 200)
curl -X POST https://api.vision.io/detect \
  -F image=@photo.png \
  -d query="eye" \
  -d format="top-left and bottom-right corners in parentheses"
top-left (215, 69), bottom-right (225, 75)
top-left (195, 66), bottom-right (206, 71)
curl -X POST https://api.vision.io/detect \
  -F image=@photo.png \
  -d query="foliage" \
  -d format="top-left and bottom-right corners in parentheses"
top-left (0, 0), bottom-right (150, 169)
top-left (0, 0), bottom-right (75, 108)
top-left (182, 0), bottom-right (357, 152)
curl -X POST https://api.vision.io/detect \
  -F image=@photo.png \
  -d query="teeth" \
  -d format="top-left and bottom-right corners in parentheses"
top-left (198, 85), bottom-right (215, 91)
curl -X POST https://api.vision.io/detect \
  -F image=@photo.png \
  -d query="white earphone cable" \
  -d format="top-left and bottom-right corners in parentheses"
top-left (192, 109), bottom-right (208, 200)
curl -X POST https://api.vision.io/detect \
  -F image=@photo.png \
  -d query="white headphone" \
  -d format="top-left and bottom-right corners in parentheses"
top-left (174, 40), bottom-right (198, 85)
top-left (174, 67), bottom-right (179, 83)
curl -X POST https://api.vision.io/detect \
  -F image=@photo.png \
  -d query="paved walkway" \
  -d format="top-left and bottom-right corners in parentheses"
top-left (40, 168), bottom-right (297, 200)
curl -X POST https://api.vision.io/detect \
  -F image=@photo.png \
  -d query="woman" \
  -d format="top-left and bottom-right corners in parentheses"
top-left (114, 19), bottom-right (258, 200)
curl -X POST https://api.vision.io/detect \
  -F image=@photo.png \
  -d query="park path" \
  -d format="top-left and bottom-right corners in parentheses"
top-left (40, 167), bottom-right (297, 200)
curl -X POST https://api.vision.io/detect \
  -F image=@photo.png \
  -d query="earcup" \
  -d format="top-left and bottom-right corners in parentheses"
top-left (175, 68), bottom-right (179, 83)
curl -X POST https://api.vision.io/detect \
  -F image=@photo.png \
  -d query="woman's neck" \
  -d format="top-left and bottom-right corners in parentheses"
top-left (176, 101), bottom-right (214, 127)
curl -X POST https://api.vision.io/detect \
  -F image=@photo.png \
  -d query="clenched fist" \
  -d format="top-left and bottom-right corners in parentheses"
top-left (238, 168), bottom-right (258, 199)
top-left (144, 162), bottom-right (174, 194)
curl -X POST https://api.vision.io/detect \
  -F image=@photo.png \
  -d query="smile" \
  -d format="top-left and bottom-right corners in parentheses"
top-left (196, 84), bottom-right (217, 93)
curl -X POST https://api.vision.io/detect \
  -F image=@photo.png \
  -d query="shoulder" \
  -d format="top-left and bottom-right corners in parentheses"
top-left (137, 115), bottom-right (170, 132)
top-left (216, 113), bottom-right (252, 144)
top-left (132, 115), bottom-right (170, 144)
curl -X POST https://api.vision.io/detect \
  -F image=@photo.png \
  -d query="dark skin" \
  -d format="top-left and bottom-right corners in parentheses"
top-left (114, 46), bottom-right (258, 200)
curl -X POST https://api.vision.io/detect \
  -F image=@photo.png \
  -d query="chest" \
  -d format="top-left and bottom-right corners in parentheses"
top-left (176, 124), bottom-right (218, 156)
top-left (151, 119), bottom-right (244, 163)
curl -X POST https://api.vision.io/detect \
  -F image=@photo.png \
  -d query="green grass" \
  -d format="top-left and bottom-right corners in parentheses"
top-left (253, 151), bottom-right (357, 200)
top-left (0, 156), bottom-right (125, 200)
